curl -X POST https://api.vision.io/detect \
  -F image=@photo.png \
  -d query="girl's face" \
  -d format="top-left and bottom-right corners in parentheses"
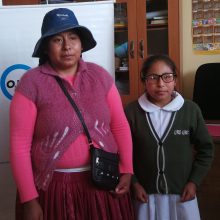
top-left (144, 60), bottom-right (176, 107)
top-left (47, 30), bottom-right (82, 75)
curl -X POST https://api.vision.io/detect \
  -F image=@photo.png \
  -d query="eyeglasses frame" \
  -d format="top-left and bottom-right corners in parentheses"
top-left (144, 72), bottom-right (177, 83)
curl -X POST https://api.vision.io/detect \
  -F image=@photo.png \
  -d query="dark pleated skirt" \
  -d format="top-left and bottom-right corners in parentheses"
top-left (16, 171), bottom-right (134, 220)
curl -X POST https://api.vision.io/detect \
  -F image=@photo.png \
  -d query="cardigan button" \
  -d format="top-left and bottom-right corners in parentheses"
top-left (158, 141), bottom-right (163, 146)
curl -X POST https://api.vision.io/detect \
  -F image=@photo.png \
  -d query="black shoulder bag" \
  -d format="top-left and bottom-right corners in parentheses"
top-left (55, 76), bottom-right (120, 190)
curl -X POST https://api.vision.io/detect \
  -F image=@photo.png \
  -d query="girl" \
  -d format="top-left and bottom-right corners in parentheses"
top-left (125, 55), bottom-right (214, 220)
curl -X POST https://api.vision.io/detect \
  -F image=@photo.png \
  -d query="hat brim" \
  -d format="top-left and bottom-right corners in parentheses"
top-left (32, 25), bottom-right (96, 57)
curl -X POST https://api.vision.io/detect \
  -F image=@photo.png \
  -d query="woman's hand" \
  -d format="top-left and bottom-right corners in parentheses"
top-left (180, 181), bottom-right (197, 202)
top-left (113, 173), bottom-right (132, 196)
top-left (132, 182), bottom-right (148, 203)
top-left (23, 198), bottom-right (43, 220)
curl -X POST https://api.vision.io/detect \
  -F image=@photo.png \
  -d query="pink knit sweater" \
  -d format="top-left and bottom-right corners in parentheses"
top-left (14, 60), bottom-right (126, 191)
top-left (10, 75), bottom-right (133, 203)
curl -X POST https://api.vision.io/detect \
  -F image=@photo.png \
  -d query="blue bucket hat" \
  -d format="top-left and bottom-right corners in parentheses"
top-left (32, 8), bottom-right (97, 57)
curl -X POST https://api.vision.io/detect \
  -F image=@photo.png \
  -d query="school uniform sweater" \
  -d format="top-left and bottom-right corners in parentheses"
top-left (125, 93), bottom-right (214, 195)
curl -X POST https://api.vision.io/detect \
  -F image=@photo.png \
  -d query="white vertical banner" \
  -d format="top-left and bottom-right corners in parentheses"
top-left (0, 2), bottom-right (114, 162)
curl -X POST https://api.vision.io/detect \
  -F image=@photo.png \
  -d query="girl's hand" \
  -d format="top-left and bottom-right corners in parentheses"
top-left (133, 182), bottom-right (148, 203)
top-left (23, 198), bottom-right (43, 220)
top-left (180, 181), bottom-right (197, 202)
top-left (113, 173), bottom-right (132, 196)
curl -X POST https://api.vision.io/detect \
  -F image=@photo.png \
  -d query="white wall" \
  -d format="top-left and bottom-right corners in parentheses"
top-left (180, 0), bottom-right (220, 99)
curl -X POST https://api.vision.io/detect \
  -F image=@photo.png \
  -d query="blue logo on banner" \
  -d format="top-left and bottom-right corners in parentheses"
top-left (0, 64), bottom-right (31, 100)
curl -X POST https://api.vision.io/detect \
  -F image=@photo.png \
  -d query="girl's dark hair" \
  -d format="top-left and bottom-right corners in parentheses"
top-left (140, 54), bottom-right (177, 82)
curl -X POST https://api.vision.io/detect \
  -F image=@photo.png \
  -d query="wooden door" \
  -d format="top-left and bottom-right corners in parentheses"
top-left (115, 0), bottom-right (181, 106)
top-left (136, 0), bottom-right (147, 96)
top-left (138, 0), bottom-right (180, 95)
top-left (2, 0), bottom-right (39, 5)
top-left (115, 0), bottom-right (139, 106)
top-left (168, 0), bottom-right (181, 91)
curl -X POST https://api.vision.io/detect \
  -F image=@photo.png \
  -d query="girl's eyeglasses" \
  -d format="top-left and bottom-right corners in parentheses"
top-left (144, 73), bottom-right (176, 83)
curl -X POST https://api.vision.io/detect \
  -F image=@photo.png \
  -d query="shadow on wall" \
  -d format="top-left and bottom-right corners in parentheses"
top-left (0, 163), bottom-right (16, 220)
top-left (182, 70), bottom-right (195, 100)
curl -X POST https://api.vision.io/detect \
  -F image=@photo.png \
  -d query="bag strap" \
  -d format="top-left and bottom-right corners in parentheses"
top-left (54, 76), bottom-right (93, 147)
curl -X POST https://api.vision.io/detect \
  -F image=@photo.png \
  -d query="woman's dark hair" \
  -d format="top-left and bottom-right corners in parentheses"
top-left (140, 54), bottom-right (177, 82)
top-left (38, 37), bottom-right (50, 66)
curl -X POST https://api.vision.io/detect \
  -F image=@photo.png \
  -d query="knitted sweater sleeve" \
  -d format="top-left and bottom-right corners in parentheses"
top-left (10, 91), bottom-right (38, 203)
top-left (107, 84), bottom-right (133, 174)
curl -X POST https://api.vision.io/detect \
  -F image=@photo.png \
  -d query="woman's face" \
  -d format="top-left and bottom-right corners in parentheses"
top-left (144, 60), bottom-right (176, 107)
top-left (47, 30), bottom-right (82, 75)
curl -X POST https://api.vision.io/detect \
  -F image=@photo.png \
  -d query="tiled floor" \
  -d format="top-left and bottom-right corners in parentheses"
top-left (0, 163), bottom-right (16, 220)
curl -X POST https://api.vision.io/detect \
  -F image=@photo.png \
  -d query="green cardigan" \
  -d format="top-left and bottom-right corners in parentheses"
top-left (125, 99), bottom-right (214, 195)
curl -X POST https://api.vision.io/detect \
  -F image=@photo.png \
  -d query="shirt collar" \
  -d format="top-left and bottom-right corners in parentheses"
top-left (138, 91), bottom-right (184, 113)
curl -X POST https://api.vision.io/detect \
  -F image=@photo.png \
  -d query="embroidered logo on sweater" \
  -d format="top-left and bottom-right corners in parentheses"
top-left (174, 129), bottom-right (189, 135)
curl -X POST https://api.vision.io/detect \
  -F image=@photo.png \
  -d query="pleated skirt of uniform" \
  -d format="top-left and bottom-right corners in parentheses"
top-left (134, 194), bottom-right (200, 220)
top-left (16, 171), bottom-right (135, 220)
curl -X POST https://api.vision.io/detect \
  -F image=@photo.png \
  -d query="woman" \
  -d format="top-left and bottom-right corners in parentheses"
top-left (10, 8), bottom-right (134, 220)
top-left (125, 55), bottom-right (214, 220)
